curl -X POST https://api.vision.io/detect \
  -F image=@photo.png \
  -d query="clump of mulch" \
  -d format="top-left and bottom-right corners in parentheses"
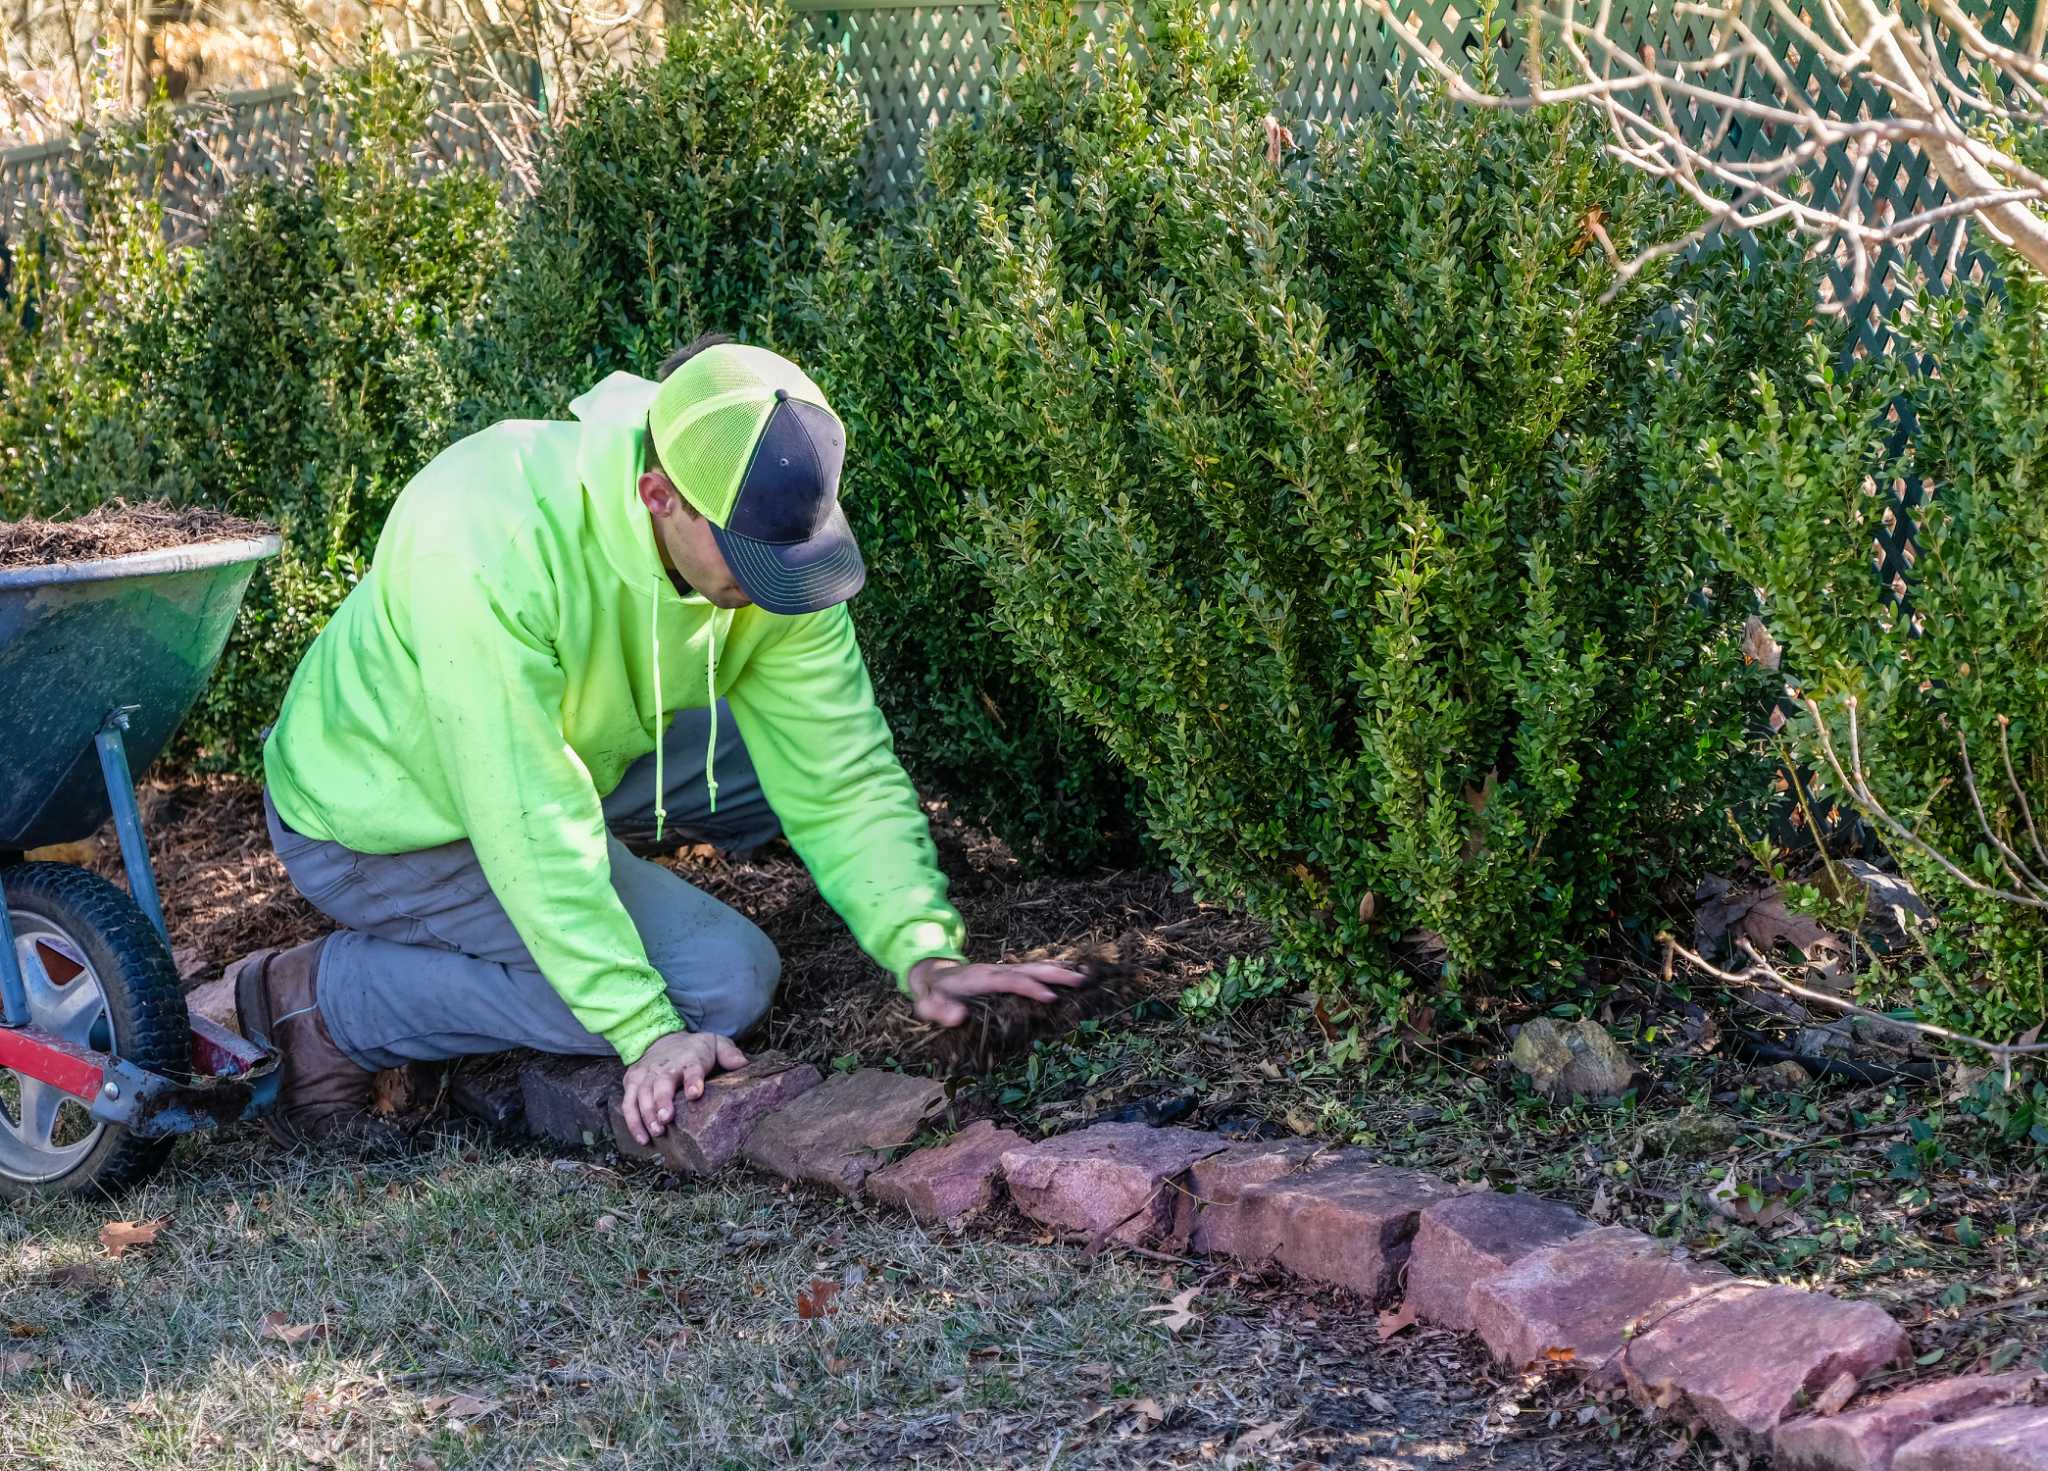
top-left (896, 943), bottom-right (1154, 1077)
top-left (0, 500), bottom-right (273, 568)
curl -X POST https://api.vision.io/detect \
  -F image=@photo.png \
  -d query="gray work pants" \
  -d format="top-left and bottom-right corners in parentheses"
top-left (265, 705), bottom-right (785, 1070)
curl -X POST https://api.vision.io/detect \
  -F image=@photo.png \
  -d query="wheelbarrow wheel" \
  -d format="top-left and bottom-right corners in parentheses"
top-left (0, 862), bottom-right (188, 1200)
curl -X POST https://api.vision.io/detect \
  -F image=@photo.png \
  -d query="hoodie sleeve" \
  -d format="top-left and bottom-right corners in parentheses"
top-left (403, 548), bottom-right (685, 1065)
top-left (725, 605), bottom-right (967, 988)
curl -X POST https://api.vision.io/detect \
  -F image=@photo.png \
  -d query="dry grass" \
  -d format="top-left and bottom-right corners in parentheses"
top-left (0, 1128), bottom-right (1692, 1471)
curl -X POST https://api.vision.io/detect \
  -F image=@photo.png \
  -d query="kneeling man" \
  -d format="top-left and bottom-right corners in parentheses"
top-left (242, 335), bottom-right (1078, 1149)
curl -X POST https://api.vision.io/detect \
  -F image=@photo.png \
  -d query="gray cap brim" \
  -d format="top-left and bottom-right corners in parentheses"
top-left (709, 501), bottom-right (867, 616)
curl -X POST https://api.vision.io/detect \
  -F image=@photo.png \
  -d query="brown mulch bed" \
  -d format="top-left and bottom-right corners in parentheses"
top-left (87, 778), bottom-right (1262, 1074)
top-left (0, 501), bottom-right (272, 568)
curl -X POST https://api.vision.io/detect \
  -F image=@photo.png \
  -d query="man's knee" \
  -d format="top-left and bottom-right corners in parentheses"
top-left (674, 915), bottom-right (781, 1039)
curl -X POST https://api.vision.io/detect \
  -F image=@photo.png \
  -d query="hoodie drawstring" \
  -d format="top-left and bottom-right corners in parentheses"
top-left (650, 582), bottom-right (668, 844)
top-left (649, 590), bottom-right (722, 841)
top-left (704, 612), bottom-right (722, 816)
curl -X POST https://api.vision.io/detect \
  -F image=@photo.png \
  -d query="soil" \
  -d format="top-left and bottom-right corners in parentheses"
top-left (89, 778), bottom-right (1262, 1062)
top-left (0, 500), bottom-right (273, 568)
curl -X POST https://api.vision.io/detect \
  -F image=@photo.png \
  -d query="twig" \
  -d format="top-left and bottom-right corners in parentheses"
top-left (1368, 0), bottom-right (2048, 299)
top-left (1665, 934), bottom-right (2048, 1089)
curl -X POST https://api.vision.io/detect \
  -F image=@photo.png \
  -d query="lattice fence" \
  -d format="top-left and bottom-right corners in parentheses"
top-left (0, 46), bottom-right (535, 244)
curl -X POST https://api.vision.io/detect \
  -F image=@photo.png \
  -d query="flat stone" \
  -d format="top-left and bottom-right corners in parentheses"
top-left (519, 1056), bottom-right (624, 1148)
top-left (1775, 1373), bottom-right (2043, 1471)
top-left (607, 1053), bottom-right (821, 1175)
top-left (1173, 1139), bottom-right (1336, 1258)
top-left (1232, 1157), bottom-right (1461, 1305)
top-left (1404, 1191), bottom-right (1597, 1332)
top-left (1624, 1283), bottom-right (1910, 1448)
top-left (450, 1052), bottom-right (532, 1132)
top-left (1001, 1123), bottom-right (1225, 1246)
top-left (740, 1069), bottom-right (945, 1198)
top-left (866, 1119), bottom-right (1026, 1224)
top-left (1895, 1406), bottom-right (2048, 1471)
top-left (1470, 1226), bottom-right (1730, 1384)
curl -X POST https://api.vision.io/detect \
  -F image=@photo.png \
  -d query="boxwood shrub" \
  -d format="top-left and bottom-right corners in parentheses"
top-left (936, 1), bottom-right (1809, 1044)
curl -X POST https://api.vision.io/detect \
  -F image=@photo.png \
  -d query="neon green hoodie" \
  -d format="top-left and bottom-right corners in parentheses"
top-left (263, 371), bottom-right (968, 1064)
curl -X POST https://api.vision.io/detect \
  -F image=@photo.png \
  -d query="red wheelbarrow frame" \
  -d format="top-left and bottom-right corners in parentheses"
top-left (0, 1011), bottom-right (277, 1134)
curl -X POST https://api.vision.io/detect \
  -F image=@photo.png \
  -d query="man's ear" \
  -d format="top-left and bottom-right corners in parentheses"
top-left (637, 468), bottom-right (686, 518)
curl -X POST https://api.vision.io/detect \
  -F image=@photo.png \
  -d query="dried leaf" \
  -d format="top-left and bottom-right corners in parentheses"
top-left (1362, 1388), bottom-right (1395, 1415)
top-left (1142, 1287), bottom-right (1202, 1336)
top-left (1707, 1175), bottom-right (1792, 1227)
top-left (98, 1217), bottom-right (167, 1259)
top-left (1128, 1396), bottom-right (1166, 1429)
top-left (370, 1066), bottom-right (415, 1116)
top-left (796, 1279), bottom-right (842, 1320)
top-left (424, 1392), bottom-right (504, 1422)
top-left (0, 1350), bottom-right (33, 1378)
top-left (257, 1312), bottom-right (328, 1347)
top-left (1261, 114), bottom-right (1294, 168)
top-left (1231, 1420), bottom-right (1288, 1453)
top-left (1587, 1181), bottom-right (1615, 1223)
top-left (594, 1214), bottom-right (618, 1235)
top-left (1694, 879), bottom-right (1838, 961)
top-left (1376, 1301), bottom-right (1419, 1340)
top-left (1813, 1370), bottom-right (1859, 1417)
top-left (1742, 616), bottom-right (1783, 671)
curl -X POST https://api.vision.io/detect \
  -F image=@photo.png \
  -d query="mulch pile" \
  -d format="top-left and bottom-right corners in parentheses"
top-left (89, 778), bottom-right (1263, 1075)
top-left (0, 501), bottom-right (273, 568)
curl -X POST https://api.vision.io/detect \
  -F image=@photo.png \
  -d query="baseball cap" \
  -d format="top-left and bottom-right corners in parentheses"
top-left (646, 342), bottom-right (865, 615)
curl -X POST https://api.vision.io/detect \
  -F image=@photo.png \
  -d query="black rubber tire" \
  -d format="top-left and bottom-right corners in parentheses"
top-left (0, 862), bottom-right (189, 1201)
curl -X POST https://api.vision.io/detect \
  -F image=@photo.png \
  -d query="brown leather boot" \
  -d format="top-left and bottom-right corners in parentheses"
top-left (232, 939), bottom-right (405, 1155)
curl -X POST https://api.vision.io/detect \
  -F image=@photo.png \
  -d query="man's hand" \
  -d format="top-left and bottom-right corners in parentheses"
top-left (907, 957), bottom-right (1086, 1028)
top-left (620, 1030), bottom-right (747, 1145)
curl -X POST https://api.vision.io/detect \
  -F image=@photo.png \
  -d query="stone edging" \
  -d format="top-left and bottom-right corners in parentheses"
top-left (500, 1053), bottom-right (2048, 1471)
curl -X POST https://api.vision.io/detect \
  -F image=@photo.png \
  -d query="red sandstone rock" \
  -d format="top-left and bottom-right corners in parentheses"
top-left (1173, 1139), bottom-right (1336, 1257)
top-left (740, 1069), bottom-right (945, 1197)
top-left (1001, 1123), bottom-right (1225, 1245)
top-left (1235, 1157), bottom-right (1460, 1305)
top-left (1403, 1191), bottom-right (1596, 1332)
top-left (1623, 1283), bottom-right (1910, 1448)
top-left (1895, 1406), bottom-right (2048, 1471)
top-left (519, 1056), bottom-right (624, 1147)
top-left (1469, 1226), bottom-right (1729, 1384)
top-left (608, 1053), bottom-right (821, 1175)
top-left (1774, 1372), bottom-right (2043, 1471)
top-left (866, 1119), bottom-right (1026, 1225)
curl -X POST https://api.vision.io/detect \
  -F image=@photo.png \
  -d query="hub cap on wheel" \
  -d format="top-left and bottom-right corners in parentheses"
top-left (0, 917), bottom-right (112, 1182)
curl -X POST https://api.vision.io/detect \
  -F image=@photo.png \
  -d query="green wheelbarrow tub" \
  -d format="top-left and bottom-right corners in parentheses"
top-left (0, 534), bottom-right (281, 851)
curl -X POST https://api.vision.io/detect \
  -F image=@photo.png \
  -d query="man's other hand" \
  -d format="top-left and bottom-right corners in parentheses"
top-left (907, 957), bottom-right (1086, 1029)
top-left (621, 1030), bottom-right (747, 1144)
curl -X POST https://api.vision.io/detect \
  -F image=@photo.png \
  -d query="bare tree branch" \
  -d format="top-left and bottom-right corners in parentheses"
top-left (1370, 0), bottom-right (2048, 307)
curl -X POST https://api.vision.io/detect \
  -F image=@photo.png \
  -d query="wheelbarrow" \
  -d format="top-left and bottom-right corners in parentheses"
top-left (0, 530), bottom-right (283, 1199)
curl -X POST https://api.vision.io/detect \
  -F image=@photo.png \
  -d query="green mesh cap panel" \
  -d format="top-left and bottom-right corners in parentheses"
top-left (647, 344), bottom-right (840, 524)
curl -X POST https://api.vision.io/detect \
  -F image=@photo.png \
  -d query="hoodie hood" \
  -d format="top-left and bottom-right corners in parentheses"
top-left (569, 370), bottom-right (670, 597)
top-left (569, 369), bottom-right (730, 838)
